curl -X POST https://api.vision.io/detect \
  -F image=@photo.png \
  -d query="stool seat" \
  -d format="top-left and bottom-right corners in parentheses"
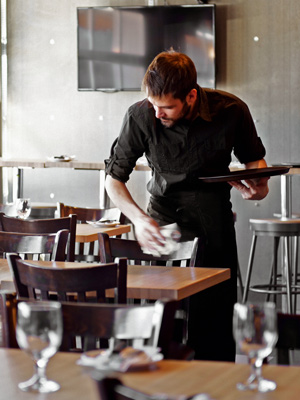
top-left (243, 218), bottom-right (300, 313)
top-left (250, 218), bottom-right (300, 235)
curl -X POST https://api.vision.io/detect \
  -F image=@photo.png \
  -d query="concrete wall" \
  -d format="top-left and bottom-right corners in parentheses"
top-left (2, 0), bottom-right (300, 291)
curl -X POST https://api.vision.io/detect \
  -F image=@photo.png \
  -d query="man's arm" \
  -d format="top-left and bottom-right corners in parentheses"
top-left (105, 175), bottom-right (164, 249)
top-left (229, 158), bottom-right (269, 200)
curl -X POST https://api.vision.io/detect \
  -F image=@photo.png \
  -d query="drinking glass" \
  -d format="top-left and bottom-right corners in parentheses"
top-left (16, 301), bottom-right (63, 393)
top-left (16, 198), bottom-right (31, 219)
top-left (233, 302), bottom-right (278, 393)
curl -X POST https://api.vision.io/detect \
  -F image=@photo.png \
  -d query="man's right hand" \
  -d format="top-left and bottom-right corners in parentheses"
top-left (133, 214), bottom-right (165, 252)
top-left (105, 175), bottom-right (165, 252)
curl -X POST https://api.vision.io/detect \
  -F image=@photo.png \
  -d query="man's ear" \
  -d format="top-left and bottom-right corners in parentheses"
top-left (186, 88), bottom-right (198, 105)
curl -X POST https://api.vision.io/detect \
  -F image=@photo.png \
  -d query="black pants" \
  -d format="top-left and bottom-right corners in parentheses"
top-left (147, 189), bottom-right (237, 361)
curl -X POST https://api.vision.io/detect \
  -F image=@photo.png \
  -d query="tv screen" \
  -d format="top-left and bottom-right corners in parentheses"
top-left (77, 5), bottom-right (216, 91)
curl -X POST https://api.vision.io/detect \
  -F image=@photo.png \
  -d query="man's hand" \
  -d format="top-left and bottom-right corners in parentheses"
top-left (105, 176), bottom-right (166, 252)
top-left (133, 214), bottom-right (165, 252)
top-left (229, 177), bottom-right (269, 200)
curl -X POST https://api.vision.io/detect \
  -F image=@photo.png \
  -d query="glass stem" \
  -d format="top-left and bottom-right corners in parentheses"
top-left (34, 358), bottom-right (49, 383)
top-left (250, 357), bottom-right (263, 383)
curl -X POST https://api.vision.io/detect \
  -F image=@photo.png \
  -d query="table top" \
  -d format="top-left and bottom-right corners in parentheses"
top-left (75, 223), bottom-right (131, 243)
top-left (124, 264), bottom-right (230, 300)
top-left (1, 349), bottom-right (300, 400)
top-left (0, 259), bottom-right (230, 300)
top-left (121, 359), bottom-right (300, 400)
top-left (2, 158), bottom-right (300, 175)
top-left (0, 157), bottom-right (149, 171)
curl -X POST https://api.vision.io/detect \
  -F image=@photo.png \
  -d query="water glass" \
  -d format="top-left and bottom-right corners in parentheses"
top-left (233, 302), bottom-right (278, 393)
top-left (16, 301), bottom-right (63, 393)
top-left (16, 198), bottom-right (31, 219)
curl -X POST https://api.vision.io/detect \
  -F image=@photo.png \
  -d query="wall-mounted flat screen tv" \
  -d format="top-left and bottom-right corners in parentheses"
top-left (77, 5), bottom-right (216, 91)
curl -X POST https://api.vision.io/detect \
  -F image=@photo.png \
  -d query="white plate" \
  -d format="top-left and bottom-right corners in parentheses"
top-left (78, 347), bottom-right (163, 372)
top-left (47, 155), bottom-right (76, 162)
top-left (86, 220), bottom-right (120, 228)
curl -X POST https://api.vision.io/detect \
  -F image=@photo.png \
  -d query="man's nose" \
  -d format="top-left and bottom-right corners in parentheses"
top-left (155, 108), bottom-right (165, 118)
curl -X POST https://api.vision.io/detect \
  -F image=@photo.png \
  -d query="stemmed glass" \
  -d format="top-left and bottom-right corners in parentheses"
top-left (233, 302), bottom-right (278, 393)
top-left (16, 198), bottom-right (31, 219)
top-left (16, 301), bottom-right (63, 393)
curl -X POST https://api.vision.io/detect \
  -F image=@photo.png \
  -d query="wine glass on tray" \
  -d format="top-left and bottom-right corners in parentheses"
top-left (233, 302), bottom-right (278, 393)
top-left (16, 198), bottom-right (31, 219)
top-left (16, 301), bottom-right (63, 393)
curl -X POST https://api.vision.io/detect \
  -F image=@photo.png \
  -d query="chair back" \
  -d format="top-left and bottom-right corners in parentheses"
top-left (0, 212), bottom-right (77, 261)
top-left (57, 203), bottom-right (125, 262)
top-left (61, 298), bottom-right (177, 353)
top-left (276, 312), bottom-right (300, 365)
top-left (98, 233), bottom-right (203, 267)
top-left (58, 202), bottom-right (125, 224)
top-left (7, 254), bottom-right (127, 304)
top-left (0, 230), bottom-right (69, 261)
top-left (95, 377), bottom-right (154, 400)
top-left (0, 293), bottom-right (178, 356)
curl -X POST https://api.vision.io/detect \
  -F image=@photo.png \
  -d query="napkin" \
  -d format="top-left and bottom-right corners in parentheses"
top-left (142, 223), bottom-right (181, 257)
top-left (77, 346), bottom-right (163, 372)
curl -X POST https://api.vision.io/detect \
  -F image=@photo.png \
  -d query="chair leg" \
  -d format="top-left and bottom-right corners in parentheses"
top-left (242, 234), bottom-right (257, 303)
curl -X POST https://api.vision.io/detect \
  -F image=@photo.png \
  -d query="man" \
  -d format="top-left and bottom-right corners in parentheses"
top-left (105, 51), bottom-right (269, 361)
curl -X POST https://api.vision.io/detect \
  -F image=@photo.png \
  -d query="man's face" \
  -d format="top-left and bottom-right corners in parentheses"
top-left (148, 93), bottom-right (191, 128)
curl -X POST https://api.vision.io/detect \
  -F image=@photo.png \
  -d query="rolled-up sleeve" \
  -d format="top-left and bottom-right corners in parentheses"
top-left (233, 100), bottom-right (266, 164)
top-left (105, 104), bottom-right (148, 183)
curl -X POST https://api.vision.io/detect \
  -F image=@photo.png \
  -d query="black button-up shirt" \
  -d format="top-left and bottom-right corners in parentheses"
top-left (105, 86), bottom-right (266, 197)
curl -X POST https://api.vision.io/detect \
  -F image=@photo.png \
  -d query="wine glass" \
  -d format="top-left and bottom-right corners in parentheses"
top-left (233, 302), bottom-right (278, 393)
top-left (16, 198), bottom-right (31, 219)
top-left (16, 301), bottom-right (63, 393)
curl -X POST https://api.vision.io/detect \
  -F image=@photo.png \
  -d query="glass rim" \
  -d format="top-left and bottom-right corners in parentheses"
top-left (17, 301), bottom-right (62, 311)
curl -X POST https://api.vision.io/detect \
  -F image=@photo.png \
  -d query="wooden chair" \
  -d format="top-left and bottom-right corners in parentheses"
top-left (98, 233), bottom-right (203, 267)
top-left (276, 312), bottom-right (300, 365)
top-left (58, 202), bottom-right (125, 224)
top-left (0, 293), bottom-right (179, 357)
top-left (61, 298), bottom-right (177, 354)
top-left (98, 232), bottom-right (203, 351)
top-left (94, 377), bottom-right (157, 400)
top-left (57, 203), bottom-right (126, 262)
top-left (0, 230), bottom-right (69, 262)
top-left (0, 212), bottom-right (77, 262)
top-left (7, 253), bottom-right (127, 304)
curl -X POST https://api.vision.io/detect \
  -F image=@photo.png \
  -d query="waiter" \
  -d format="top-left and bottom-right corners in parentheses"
top-left (105, 51), bottom-right (269, 361)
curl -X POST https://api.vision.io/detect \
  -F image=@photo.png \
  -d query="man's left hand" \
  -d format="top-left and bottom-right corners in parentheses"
top-left (229, 177), bottom-right (269, 200)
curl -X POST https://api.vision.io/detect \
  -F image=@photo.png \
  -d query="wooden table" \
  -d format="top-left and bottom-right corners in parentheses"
top-left (1, 348), bottom-right (300, 400)
top-left (75, 224), bottom-right (131, 243)
top-left (0, 259), bottom-right (230, 301)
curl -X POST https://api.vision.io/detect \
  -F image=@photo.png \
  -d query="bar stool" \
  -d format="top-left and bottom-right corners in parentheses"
top-left (242, 218), bottom-right (300, 313)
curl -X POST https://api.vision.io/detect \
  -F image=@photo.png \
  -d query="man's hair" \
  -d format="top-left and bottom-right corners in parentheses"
top-left (142, 50), bottom-right (197, 101)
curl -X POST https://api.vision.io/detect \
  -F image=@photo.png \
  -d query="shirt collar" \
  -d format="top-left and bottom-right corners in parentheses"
top-left (196, 86), bottom-right (212, 122)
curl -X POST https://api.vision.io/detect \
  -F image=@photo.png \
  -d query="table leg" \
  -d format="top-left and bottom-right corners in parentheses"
top-left (281, 174), bottom-right (292, 218)
top-left (99, 170), bottom-right (110, 208)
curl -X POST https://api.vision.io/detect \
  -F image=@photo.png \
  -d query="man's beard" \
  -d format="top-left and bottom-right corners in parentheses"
top-left (160, 101), bottom-right (191, 128)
